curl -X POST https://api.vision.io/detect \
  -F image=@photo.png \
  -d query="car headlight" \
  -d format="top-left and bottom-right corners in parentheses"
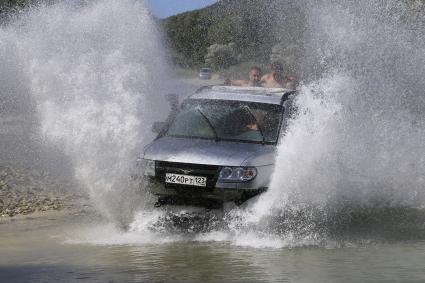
top-left (136, 158), bottom-right (156, 177)
top-left (218, 166), bottom-right (257, 182)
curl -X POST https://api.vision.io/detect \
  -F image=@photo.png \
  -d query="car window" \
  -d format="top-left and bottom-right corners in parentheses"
top-left (165, 100), bottom-right (283, 144)
top-left (167, 108), bottom-right (216, 139)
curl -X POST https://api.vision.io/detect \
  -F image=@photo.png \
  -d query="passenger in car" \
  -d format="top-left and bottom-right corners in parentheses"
top-left (261, 62), bottom-right (285, 88)
top-left (224, 66), bottom-right (262, 87)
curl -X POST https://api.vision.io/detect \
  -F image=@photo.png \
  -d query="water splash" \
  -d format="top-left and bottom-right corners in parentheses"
top-left (231, 0), bottom-right (425, 245)
top-left (0, 0), bottom-right (168, 223)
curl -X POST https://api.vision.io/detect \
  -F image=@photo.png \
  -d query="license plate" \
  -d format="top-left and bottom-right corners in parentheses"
top-left (165, 173), bottom-right (207, 187)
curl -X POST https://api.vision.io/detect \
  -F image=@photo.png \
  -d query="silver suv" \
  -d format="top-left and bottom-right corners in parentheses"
top-left (139, 86), bottom-right (295, 207)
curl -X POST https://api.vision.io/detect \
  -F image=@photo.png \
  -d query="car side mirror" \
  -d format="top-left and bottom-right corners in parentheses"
top-left (152, 121), bottom-right (167, 134)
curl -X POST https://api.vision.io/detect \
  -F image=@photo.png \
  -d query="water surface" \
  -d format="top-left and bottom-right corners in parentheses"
top-left (1, 213), bottom-right (425, 283)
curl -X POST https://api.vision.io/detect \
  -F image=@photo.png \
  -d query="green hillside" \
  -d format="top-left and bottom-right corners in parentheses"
top-left (162, 0), bottom-right (424, 76)
top-left (2, 0), bottom-right (423, 76)
top-left (161, 0), bottom-right (304, 71)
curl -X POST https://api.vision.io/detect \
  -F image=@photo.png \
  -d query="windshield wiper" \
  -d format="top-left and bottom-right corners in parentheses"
top-left (196, 108), bottom-right (220, 142)
top-left (241, 106), bottom-right (266, 145)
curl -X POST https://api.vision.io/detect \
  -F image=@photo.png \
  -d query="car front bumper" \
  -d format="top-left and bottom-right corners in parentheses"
top-left (144, 177), bottom-right (265, 203)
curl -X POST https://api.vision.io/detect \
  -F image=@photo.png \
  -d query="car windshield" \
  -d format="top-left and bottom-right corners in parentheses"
top-left (165, 99), bottom-right (283, 144)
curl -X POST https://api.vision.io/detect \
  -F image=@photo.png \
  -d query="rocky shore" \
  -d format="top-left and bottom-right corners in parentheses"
top-left (0, 166), bottom-right (87, 217)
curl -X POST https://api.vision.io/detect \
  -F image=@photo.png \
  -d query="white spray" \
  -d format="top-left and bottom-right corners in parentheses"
top-left (235, 0), bottom-right (425, 244)
top-left (0, 0), bottom-right (168, 222)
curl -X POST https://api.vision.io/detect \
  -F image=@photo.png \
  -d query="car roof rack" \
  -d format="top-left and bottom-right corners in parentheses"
top-left (194, 85), bottom-right (217, 93)
top-left (193, 85), bottom-right (296, 105)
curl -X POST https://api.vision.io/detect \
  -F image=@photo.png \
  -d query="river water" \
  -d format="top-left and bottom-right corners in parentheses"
top-left (1, 212), bottom-right (425, 283)
top-left (1, 0), bottom-right (425, 282)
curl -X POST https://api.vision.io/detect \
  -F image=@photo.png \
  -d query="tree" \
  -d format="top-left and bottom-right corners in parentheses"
top-left (163, 10), bottom-right (212, 67)
top-left (204, 43), bottom-right (238, 70)
top-left (270, 43), bottom-right (301, 75)
top-left (0, 0), bottom-right (32, 12)
top-left (0, 0), bottom-right (39, 20)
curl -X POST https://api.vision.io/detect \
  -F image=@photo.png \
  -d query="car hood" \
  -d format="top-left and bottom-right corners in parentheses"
top-left (143, 137), bottom-right (276, 167)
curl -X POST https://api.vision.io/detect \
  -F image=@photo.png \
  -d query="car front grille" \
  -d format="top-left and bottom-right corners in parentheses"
top-left (155, 161), bottom-right (220, 190)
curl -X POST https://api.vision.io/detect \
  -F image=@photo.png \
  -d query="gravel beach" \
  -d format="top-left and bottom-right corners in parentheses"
top-left (0, 166), bottom-right (88, 217)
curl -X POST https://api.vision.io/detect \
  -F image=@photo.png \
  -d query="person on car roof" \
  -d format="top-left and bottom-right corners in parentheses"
top-left (261, 62), bottom-right (285, 88)
top-left (225, 66), bottom-right (262, 87)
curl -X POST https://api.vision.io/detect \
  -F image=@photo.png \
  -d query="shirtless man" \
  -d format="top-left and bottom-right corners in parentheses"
top-left (261, 62), bottom-right (285, 88)
top-left (225, 67), bottom-right (262, 87)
